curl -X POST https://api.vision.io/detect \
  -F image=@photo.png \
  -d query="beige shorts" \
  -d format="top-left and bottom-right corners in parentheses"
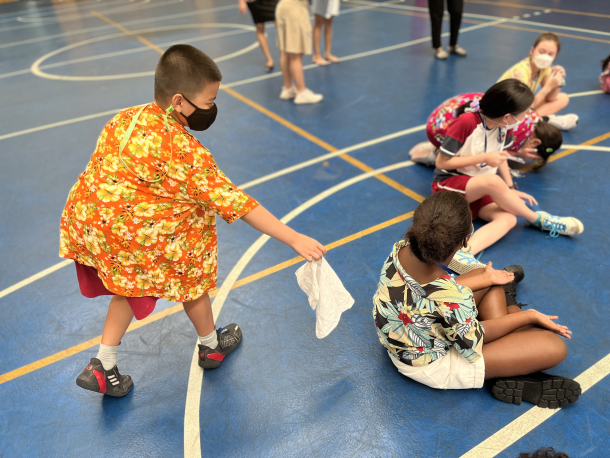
top-left (389, 347), bottom-right (485, 389)
top-left (275, 0), bottom-right (312, 55)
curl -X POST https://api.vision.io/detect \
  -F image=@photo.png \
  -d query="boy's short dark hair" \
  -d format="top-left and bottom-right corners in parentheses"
top-left (154, 44), bottom-right (222, 105)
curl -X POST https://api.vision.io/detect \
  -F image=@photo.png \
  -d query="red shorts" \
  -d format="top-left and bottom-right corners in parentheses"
top-left (432, 175), bottom-right (494, 220)
top-left (74, 262), bottom-right (159, 320)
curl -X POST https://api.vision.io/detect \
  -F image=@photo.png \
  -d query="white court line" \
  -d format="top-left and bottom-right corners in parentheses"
top-left (0, 28), bottom-right (255, 81)
top-left (0, 260), bottom-right (73, 300)
top-left (569, 90), bottom-right (605, 98)
top-left (15, 0), bottom-right (151, 23)
top-left (460, 352), bottom-right (610, 458)
top-left (0, 125), bottom-right (423, 299)
top-left (183, 160), bottom-right (415, 458)
top-left (345, 0), bottom-right (610, 37)
top-left (561, 144), bottom-right (610, 152)
top-left (0, 4), bottom-right (237, 50)
top-left (0, 0), bottom-right (183, 32)
top-left (224, 18), bottom-right (509, 88)
top-left (29, 24), bottom-right (258, 82)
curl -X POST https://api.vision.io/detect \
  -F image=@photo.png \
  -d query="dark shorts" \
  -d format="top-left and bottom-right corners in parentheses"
top-left (74, 262), bottom-right (159, 320)
top-left (431, 175), bottom-right (494, 220)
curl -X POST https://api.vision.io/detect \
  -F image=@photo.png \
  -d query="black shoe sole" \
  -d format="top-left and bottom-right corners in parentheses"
top-left (76, 375), bottom-right (133, 397)
top-left (492, 376), bottom-right (581, 409)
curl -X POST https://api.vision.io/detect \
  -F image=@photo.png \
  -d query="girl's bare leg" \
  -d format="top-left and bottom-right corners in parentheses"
top-left (255, 23), bottom-right (274, 68)
top-left (324, 17), bottom-right (339, 62)
top-left (101, 295), bottom-right (134, 346)
top-left (483, 329), bottom-right (567, 379)
top-left (465, 174), bottom-right (538, 222)
top-left (469, 203), bottom-right (518, 255)
top-left (536, 92), bottom-right (569, 117)
top-left (280, 49), bottom-right (292, 89)
top-left (288, 52), bottom-right (306, 92)
top-left (183, 293), bottom-right (215, 337)
top-left (312, 15), bottom-right (329, 65)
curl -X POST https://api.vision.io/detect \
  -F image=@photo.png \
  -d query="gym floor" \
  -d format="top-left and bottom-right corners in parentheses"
top-left (0, 0), bottom-right (609, 456)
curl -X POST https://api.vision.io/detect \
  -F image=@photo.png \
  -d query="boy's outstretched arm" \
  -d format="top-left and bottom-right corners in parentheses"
top-left (241, 205), bottom-right (327, 261)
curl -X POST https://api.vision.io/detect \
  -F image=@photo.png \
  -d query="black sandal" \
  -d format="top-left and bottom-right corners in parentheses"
top-left (264, 64), bottom-right (274, 73)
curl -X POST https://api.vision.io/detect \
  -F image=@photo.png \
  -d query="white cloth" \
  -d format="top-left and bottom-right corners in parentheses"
top-left (389, 347), bottom-right (485, 389)
top-left (312, 0), bottom-right (339, 19)
top-left (295, 258), bottom-right (354, 338)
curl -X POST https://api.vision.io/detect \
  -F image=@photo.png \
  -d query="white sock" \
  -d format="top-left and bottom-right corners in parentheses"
top-left (96, 343), bottom-right (119, 371)
top-left (198, 329), bottom-right (218, 349)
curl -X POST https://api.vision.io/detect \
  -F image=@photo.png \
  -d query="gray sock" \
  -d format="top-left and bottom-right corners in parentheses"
top-left (198, 329), bottom-right (218, 349)
top-left (96, 343), bottom-right (119, 371)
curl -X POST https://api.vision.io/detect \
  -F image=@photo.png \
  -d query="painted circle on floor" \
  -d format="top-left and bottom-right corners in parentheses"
top-left (30, 23), bottom-right (258, 82)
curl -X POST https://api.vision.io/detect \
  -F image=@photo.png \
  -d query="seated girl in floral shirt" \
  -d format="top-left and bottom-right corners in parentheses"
top-left (373, 192), bottom-right (581, 408)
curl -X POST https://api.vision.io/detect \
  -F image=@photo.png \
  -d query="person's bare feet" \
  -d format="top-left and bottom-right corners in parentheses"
top-left (325, 54), bottom-right (339, 63)
top-left (312, 55), bottom-right (329, 66)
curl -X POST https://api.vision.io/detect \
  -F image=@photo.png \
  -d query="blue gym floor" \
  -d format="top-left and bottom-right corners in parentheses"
top-left (1, 0), bottom-right (609, 456)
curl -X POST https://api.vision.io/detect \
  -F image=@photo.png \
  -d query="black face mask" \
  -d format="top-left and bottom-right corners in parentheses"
top-left (181, 95), bottom-right (217, 131)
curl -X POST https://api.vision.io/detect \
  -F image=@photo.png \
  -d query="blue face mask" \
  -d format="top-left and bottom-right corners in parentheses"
top-left (181, 95), bottom-right (218, 131)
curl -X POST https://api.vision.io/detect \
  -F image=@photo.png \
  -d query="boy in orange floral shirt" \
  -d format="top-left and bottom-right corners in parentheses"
top-left (61, 45), bottom-right (326, 397)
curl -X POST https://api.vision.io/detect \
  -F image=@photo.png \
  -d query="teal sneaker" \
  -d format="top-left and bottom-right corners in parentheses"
top-left (531, 211), bottom-right (584, 237)
top-left (448, 248), bottom-right (486, 275)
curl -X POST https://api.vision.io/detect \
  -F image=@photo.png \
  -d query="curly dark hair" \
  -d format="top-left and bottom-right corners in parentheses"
top-left (518, 447), bottom-right (569, 458)
top-left (404, 192), bottom-right (472, 264)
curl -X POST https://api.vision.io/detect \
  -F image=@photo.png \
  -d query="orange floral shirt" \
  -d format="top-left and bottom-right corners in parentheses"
top-left (59, 103), bottom-right (259, 302)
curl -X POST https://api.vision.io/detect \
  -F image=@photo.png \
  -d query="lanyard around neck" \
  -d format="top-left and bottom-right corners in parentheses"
top-left (118, 105), bottom-right (174, 183)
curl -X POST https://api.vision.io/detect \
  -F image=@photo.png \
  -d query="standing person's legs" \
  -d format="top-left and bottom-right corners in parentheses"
top-left (101, 295), bottom-right (135, 346)
top-left (280, 49), bottom-right (293, 89)
top-left (288, 52), bottom-right (306, 92)
top-left (428, 0), bottom-right (444, 49)
top-left (312, 14), bottom-right (329, 65)
top-left (447, 0), bottom-right (463, 47)
top-left (183, 293), bottom-right (215, 337)
top-left (255, 22), bottom-right (274, 70)
top-left (324, 16), bottom-right (339, 62)
top-left (469, 203), bottom-right (518, 254)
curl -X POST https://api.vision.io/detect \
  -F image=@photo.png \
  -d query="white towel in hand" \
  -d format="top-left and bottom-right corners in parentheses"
top-left (295, 258), bottom-right (354, 338)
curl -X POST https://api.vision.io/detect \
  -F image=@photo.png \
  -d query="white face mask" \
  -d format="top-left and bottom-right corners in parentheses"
top-left (504, 115), bottom-right (521, 130)
top-left (533, 53), bottom-right (554, 69)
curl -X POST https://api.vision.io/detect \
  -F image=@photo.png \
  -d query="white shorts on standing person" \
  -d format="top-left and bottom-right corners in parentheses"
top-left (276, 0), bottom-right (324, 104)
top-left (428, 0), bottom-right (467, 59)
top-left (312, 0), bottom-right (340, 66)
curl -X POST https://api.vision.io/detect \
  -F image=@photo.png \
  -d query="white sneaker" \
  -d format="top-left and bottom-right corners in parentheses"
top-left (547, 114), bottom-right (579, 131)
top-left (435, 47), bottom-right (449, 59)
top-left (408, 141), bottom-right (437, 166)
top-left (294, 89), bottom-right (323, 105)
top-left (532, 211), bottom-right (584, 237)
top-left (450, 45), bottom-right (467, 56)
top-left (279, 86), bottom-right (298, 100)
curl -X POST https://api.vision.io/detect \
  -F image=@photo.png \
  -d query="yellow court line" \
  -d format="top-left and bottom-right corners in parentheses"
top-left (520, 131), bottom-right (610, 173)
top-left (464, 0), bottom-right (610, 20)
top-left (90, 10), bottom-right (425, 204)
top-left (0, 212), bottom-right (414, 386)
top-left (90, 10), bottom-right (165, 54)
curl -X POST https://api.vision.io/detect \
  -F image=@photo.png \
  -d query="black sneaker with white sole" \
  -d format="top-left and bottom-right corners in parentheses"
top-left (492, 373), bottom-right (581, 409)
top-left (76, 358), bottom-right (133, 397)
top-left (198, 323), bottom-right (242, 369)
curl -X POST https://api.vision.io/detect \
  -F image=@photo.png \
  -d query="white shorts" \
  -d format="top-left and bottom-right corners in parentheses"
top-left (389, 347), bottom-right (485, 389)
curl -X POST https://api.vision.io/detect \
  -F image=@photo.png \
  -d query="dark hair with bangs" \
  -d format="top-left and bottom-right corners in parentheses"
top-left (154, 45), bottom-right (222, 106)
top-left (533, 33), bottom-right (561, 54)
top-left (479, 79), bottom-right (534, 119)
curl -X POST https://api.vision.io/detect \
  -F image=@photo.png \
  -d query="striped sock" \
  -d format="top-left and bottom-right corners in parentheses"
top-left (96, 343), bottom-right (119, 371)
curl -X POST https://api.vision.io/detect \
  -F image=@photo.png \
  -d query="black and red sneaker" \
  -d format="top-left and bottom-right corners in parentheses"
top-left (198, 324), bottom-right (242, 369)
top-left (76, 358), bottom-right (133, 397)
top-left (492, 373), bottom-right (581, 409)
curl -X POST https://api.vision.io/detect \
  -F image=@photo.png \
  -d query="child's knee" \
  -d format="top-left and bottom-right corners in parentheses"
top-left (482, 174), bottom-right (507, 192)
top-left (558, 92), bottom-right (570, 106)
top-left (502, 213), bottom-right (518, 229)
top-left (544, 332), bottom-right (568, 365)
